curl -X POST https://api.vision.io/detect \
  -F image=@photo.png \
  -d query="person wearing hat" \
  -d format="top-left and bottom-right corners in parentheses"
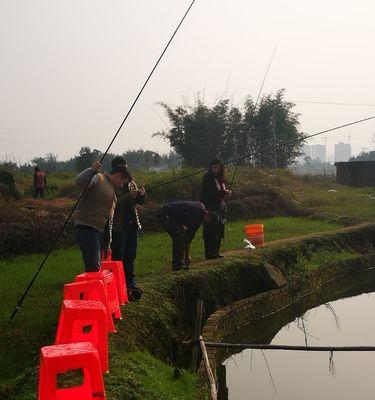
top-left (157, 200), bottom-right (215, 271)
top-left (110, 156), bottom-right (146, 300)
top-left (73, 160), bottom-right (132, 272)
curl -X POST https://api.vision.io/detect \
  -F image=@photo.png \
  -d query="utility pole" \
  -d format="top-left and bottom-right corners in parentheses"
top-left (272, 101), bottom-right (277, 168)
top-left (323, 136), bottom-right (327, 163)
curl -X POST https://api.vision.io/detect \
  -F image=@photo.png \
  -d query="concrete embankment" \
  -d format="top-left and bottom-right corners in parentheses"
top-left (112, 223), bottom-right (375, 370)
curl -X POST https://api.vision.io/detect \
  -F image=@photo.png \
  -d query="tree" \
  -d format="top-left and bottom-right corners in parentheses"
top-left (155, 89), bottom-right (304, 168)
top-left (75, 147), bottom-right (103, 172)
top-left (350, 150), bottom-right (375, 162)
top-left (31, 153), bottom-right (58, 173)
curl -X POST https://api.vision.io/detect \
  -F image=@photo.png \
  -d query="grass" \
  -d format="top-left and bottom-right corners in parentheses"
top-left (297, 249), bottom-right (359, 271)
top-left (292, 182), bottom-right (375, 220)
top-left (106, 351), bottom-right (199, 400)
top-left (132, 216), bottom-right (342, 278)
top-left (0, 216), bottom-right (342, 390)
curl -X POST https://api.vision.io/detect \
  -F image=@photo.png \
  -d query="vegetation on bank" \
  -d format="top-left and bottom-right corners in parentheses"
top-left (3, 221), bottom-right (375, 399)
top-left (0, 216), bottom-right (341, 394)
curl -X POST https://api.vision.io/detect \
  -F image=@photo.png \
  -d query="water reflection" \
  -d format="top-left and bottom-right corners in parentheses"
top-left (219, 278), bottom-right (375, 400)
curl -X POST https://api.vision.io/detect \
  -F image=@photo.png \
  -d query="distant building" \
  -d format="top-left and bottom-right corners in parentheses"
top-left (297, 144), bottom-right (312, 163)
top-left (302, 145), bottom-right (312, 158)
top-left (335, 161), bottom-right (375, 187)
top-left (311, 144), bottom-right (326, 162)
top-left (335, 142), bottom-right (351, 162)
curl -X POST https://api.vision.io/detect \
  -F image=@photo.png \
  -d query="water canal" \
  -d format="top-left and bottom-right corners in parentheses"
top-left (217, 275), bottom-right (375, 400)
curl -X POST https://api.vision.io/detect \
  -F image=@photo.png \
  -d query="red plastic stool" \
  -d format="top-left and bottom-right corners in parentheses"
top-left (101, 260), bottom-right (128, 305)
top-left (55, 300), bottom-right (108, 373)
top-left (75, 271), bottom-right (122, 320)
top-left (38, 342), bottom-right (106, 400)
top-left (63, 280), bottom-right (116, 334)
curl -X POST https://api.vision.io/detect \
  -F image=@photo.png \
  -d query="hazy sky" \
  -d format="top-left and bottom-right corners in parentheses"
top-left (1, 0), bottom-right (375, 164)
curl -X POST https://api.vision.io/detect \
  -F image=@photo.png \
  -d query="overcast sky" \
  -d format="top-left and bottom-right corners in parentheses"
top-left (1, 0), bottom-right (375, 164)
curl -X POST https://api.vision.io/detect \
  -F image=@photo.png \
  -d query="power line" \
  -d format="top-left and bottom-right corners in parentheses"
top-left (149, 115), bottom-right (375, 191)
top-left (0, 138), bottom-right (87, 145)
top-left (229, 42), bottom-right (278, 189)
top-left (294, 100), bottom-right (375, 107)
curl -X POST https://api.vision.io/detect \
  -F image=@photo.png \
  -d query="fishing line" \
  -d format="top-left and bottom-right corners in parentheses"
top-left (229, 42), bottom-right (279, 190)
top-left (8, 0), bottom-right (197, 323)
top-left (148, 114), bottom-right (375, 191)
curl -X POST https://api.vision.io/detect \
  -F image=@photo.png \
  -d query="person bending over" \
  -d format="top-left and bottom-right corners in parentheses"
top-left (110, 156), bottom-right (146, 298)
top-left (157, 200), bottom-right (214, 271)
top-left (73, 160), bottom-right (132, 272)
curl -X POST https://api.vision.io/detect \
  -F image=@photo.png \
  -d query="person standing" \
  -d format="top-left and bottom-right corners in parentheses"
top-left (200, 158), bottom-right (231, 260)
top-left (73, 160), bottom-right (132, 272)
top-left (157, 200), bottom-right (213, 271)
top-left (33, 166), bottom-right (46, 198)
top-left (110, 156), bottom-right (146, 297)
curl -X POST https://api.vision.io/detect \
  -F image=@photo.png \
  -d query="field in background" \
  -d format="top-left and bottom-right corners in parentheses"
top-left (3, 167), bottom-right (375, 219)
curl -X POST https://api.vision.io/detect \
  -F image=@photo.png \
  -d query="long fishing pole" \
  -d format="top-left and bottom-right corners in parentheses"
top-left (229, 43), bottom-right (279, 190)
top-left (148, 114), bottom-right (375, 191)
top-left (8, 0), bottom-right (197, 324)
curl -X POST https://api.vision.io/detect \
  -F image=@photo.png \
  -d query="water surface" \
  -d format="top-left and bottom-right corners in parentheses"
top-left (219, 280), bottom-right (375, 400)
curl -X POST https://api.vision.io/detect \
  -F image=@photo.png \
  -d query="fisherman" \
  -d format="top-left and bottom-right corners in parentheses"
top-left (33, 166), bottom-right (47, 198)
top-left (200, 158), bottom-right (231, 260)
top-left (73, 160), bottom-right (132, 272)
top-left (157, 200), bottom-right (215, 271)
top-left (110, 156), bottom-right (146, 301)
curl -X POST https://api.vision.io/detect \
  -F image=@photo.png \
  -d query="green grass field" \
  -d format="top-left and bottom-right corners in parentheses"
top-left (293, 182), bottom-right (375, 220)
top-left (0, 216), bottom-right (342, 389)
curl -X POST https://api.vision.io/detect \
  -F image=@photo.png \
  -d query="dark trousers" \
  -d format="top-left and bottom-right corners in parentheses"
top-left (157, 209), bottom-right (186, 270)
top-left (74, 225), bottom-right (103, 272)
top-left (34, 188), bottom-right (44, 198)
top-left (112, 223), bottom-right (138, 288)
top-left (203, 221), bottom-right (224, 259)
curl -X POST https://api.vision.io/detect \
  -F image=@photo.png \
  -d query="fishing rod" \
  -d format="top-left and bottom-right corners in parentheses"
top-left (148, 114), bottom-right (375, 191)
top-left (229, 43), bottom-right (279, 190)
top-left (8, 0), bottom-right (197, 324)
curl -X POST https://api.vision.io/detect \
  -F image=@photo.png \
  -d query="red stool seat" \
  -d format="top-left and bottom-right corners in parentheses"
top-left (101, 260), bottom-right (128, 305)
top-left (38, 342), bottom-right (106, 400)
top-left (55, 300), bottom-right (108, 373)
top-left (75, 271), bottom-right (122, 320)
top-left (63, 280), bottom-right (116, 333)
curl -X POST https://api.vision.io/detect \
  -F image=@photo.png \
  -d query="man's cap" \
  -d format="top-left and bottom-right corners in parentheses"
top-left (111, 156), bottom-right (127, 169)
top-left (110, 164), bottom-right (132, 179)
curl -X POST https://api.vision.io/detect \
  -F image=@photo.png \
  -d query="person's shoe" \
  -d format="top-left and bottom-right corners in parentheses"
top-left (182, 264), bottom-right (190, 271)
top-left (128, 286), bottom-right (143, 301)
top-left (216, 254), bottom-right (224, 258)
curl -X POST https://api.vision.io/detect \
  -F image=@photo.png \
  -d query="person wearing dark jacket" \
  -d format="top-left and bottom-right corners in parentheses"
top-left (111, 156), bottom-right (146, 295)
top-left (157, 201), bottom-right (213, 271)
top-left (200, 158), bottom-right (231, 259)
